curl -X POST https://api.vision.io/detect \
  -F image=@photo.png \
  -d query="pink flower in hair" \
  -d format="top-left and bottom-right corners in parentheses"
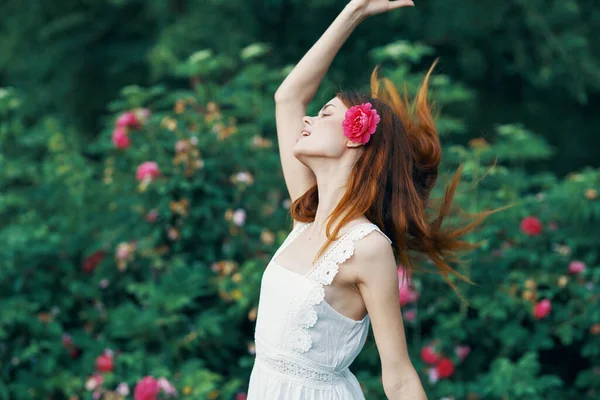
top-left (342, 102), bottom-right (380, 144)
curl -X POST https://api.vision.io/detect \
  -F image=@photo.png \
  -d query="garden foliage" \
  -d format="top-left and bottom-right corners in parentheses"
top-left (0, 1), bottom-right (599, 399)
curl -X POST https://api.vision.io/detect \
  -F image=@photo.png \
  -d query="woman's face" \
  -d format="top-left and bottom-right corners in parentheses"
top-left (292, 96), bottom-right (362, 161)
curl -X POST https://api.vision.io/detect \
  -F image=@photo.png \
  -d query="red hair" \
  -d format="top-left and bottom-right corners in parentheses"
top-left (290, 60), bottom-right (512, 303)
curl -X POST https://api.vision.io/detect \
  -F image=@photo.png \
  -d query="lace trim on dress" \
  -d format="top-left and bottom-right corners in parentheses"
top-left (255, 345), bottom-right (342, 383)
top-left (284, 223), bottom-right (390, 353)
top-left (285, 281), bottom-right (324, 353)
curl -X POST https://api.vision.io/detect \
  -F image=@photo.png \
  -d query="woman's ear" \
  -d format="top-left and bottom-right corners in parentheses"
top-left (345, 139), bottom-right (364, 148)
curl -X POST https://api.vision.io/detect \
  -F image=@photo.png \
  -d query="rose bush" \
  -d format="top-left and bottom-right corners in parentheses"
top-left (0, 43), bottom-right (598, 400)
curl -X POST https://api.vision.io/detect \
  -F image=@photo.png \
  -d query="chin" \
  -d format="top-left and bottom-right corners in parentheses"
top-left (292, 142), bottom-right (309, 157)
top-left (292, 146), bottom-right (315, 165)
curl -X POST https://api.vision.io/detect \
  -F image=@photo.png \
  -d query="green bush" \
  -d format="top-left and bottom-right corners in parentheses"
top-left (1, 41), bottom-right (599, 400)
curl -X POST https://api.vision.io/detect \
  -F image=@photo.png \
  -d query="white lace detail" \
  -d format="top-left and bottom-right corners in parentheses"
top-left (284, 222), bottom-right (390, 353)
top-left (255, 349), bottom-right (341, 383)
top-left (307, 224), bottom-right (387, 283)
top-left (285, 281), bottom-right (324, 353)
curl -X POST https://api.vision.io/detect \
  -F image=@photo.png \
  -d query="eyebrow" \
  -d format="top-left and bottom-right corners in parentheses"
top-left (320, 104), bottom-right (336, 112)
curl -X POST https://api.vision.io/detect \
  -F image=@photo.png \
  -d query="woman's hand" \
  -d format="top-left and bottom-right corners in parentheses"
top-left (349, 0), bottom-right (414, 18)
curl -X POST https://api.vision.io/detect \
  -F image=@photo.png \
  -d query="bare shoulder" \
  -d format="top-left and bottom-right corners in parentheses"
top-left (345, 228), bottom-right (396, 285)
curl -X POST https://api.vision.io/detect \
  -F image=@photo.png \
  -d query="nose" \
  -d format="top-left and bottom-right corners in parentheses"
top-left (302, 115), bottom-right (314, 126)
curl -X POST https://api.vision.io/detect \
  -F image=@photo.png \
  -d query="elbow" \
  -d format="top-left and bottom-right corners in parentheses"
top-left (274, 87), bottom-right (310, 105)
top-left (274, 90), bottom-right (299, 104)
top-left (273, 90), bottom-right (288, 103)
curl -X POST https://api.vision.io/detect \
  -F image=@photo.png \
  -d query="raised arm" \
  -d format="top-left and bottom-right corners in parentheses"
top-left (273, 2), bottom-right (364, 205)
top-left (274, 0), bottom-right (414, 206)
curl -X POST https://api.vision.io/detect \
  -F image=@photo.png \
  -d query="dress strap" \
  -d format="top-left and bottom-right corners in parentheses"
top-left (306, 222), bottom-right (391, 285)
top-left (271, 220), bottom-right (311, 260)
top-left (371, 224), bottom-right (393, 245)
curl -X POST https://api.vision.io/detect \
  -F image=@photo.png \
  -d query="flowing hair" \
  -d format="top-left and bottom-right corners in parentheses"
top-left (290, 60), bottom-right (512, 304)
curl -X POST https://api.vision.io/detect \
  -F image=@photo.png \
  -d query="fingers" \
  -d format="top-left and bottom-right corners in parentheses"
top-left (389, 0), bottom-right (415, 9)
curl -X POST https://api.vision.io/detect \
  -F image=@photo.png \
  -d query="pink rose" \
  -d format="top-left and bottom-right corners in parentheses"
top-left (157, 377), bottom-right (177, 396)
top-left (520, 216), bottom-right (543, 236)
top-left (175, 139), bottom-right (188, 153)
top-left (136, 161), bottom-right (161, 182)
top-left (398, 267), bottom-right (419, 306)
top-left (112, 127), bottom-right (130, 149)
top-left (235, 393), bottom-right (248, 400)
top-left (85, 374), bottom-right (104, 391)
top-left (116, 383), bottom-right (130, 396)
top-left (145, 209), bottom-right (159, 223)
top-left (568, 260), bottom-right (586, 274)
top-left (403, 309), bottom-right (416, 322)
top-left (454, 345), bottom-right (470, 361)
top-left (399, 285), bottom-right (419, 306)
top-left (533, 299), bottom-right (552, 319)
top-left (116, 111), bottom-right (140, 129)
top-left (62, 333), bottom-right (73, 348)
top-left (342, 102), bottom-right (380, 144)
top-left (134, 376), bottom-right (160, 400)
top-left (427, 367), bottom-right (439, 384)
top-left (134, 108), bottom-right (151, 124)
top-left (116, 242), bottom-right (134, 261)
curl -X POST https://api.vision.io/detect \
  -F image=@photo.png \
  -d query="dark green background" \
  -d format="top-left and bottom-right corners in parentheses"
top-left (2, 0), bottom-right (598, 176)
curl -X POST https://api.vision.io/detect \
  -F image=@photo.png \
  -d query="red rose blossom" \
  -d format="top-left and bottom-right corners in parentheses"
top-left (83, 250), bottom-right (105, 273)
top-left (96, 353), bottom-right (114, 373)
top-left (420, 345), bottom-right (440, 365)
top-left (435, 357), bottom-right (455, 379)
top-left (520, 216), bottom-right (543, 236)
top-left (69, 347), bottom-right (80, 359)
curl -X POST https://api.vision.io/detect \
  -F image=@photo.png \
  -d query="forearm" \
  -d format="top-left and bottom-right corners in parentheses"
top-left (274, 1), bottom-right (367, 104)
top-left (383, 368), bottom-right (428, 400)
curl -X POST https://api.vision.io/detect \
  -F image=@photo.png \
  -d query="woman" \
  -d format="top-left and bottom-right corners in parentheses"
top-left (248, 0), bottom-right (502, 399)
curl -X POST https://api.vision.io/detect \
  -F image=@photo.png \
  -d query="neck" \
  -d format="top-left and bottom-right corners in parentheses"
top-left (311, 170), bottom-right (351, 235)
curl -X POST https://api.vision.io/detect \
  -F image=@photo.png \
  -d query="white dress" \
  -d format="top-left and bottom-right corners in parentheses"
top-left (247, 221), bottom-right (392, 399)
